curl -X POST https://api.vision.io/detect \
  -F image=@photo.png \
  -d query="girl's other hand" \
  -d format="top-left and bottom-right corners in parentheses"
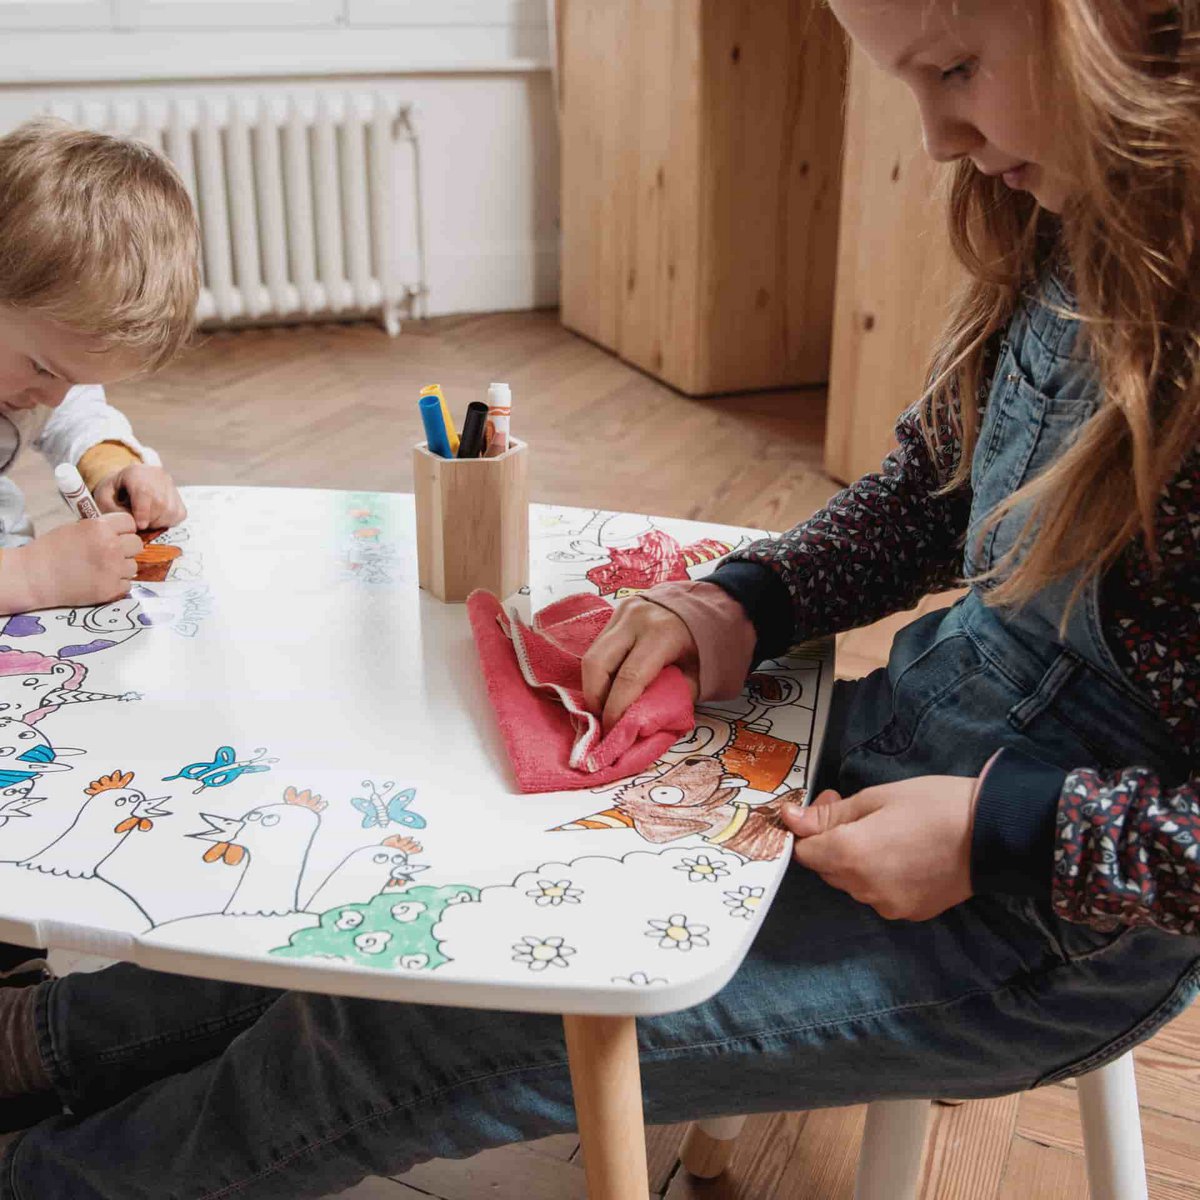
top-left (581, 598), bottom-right (701, 730)
top-left (784, 775), bottom-right (979, 921)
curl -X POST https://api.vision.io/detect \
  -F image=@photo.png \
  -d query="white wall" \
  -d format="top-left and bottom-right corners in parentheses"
top-left (0, 0), bottom-right (559, 317)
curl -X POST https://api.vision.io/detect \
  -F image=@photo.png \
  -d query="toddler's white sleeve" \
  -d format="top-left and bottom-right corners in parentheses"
top-left (34, 384), bottom-right (161, 469)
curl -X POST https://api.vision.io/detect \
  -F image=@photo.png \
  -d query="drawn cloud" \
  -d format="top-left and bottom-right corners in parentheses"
top-left (433, 845), bottom-right (768, 986)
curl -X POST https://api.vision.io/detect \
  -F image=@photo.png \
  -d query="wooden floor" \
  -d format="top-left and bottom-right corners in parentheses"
top-left (22, 311), bottom-right (1200, 1200)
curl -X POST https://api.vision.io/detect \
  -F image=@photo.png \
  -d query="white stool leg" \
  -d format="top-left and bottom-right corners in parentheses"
top-left (679, 1115), bottom-right (747, 1179)
top-left (1076, 1052), bottom-right (1148, 1200)
top-left (854, 1099), bottom-right (931, 1200)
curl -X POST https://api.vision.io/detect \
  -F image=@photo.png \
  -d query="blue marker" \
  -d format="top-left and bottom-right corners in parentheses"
top-left (419, 393), bottom-right (453, 458)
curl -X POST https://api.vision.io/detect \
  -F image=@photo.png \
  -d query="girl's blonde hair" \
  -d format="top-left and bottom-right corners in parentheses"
top-left (0, 117), bottom-right (200, 371)
top-left (924, 1), bottom-right (1200, 612)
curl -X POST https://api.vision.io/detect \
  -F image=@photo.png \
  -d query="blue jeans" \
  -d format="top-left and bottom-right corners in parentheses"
top-left (4, 669), bottom-right (1198, 1199)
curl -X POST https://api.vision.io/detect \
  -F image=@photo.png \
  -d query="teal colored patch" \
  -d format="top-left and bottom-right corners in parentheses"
top-left (270, 884), bottom-right (480, 971)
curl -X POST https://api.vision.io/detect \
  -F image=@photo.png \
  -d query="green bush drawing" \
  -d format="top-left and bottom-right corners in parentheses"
top-left (272, 884), bottom-right (479, 971)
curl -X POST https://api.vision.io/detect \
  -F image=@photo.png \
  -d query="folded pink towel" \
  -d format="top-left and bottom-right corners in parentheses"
top-left (467, 591), bottom-right (695, 793)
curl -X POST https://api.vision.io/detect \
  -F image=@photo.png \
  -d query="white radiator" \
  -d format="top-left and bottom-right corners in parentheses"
top-left (51, 93), bottom-right (427, 336)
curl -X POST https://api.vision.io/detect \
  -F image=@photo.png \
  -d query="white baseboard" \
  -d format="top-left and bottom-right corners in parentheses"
top-left (425, 243), bottom-right (559, 316)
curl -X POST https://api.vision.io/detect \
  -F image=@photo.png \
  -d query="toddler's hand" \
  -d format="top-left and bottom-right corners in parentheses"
top-left (4, 514), bottom-right (142, 610)
top-left (582, 598), bottom-right (700, 730)
top-left (94, 464), bottom-right (187, 531)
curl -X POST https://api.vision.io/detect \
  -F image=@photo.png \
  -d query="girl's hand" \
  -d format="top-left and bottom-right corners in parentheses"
top-left (94, 464), bottom-right (187, 531)
top-left (784, 775), bottom-right (979, 921)
top-left (581, 598), bottom-right (701, 730)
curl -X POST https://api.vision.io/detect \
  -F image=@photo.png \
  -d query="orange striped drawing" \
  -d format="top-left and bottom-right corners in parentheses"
top-left (550, 807), bottom-right (635, 833)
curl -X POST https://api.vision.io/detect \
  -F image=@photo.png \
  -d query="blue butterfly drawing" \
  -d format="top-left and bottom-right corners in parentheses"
top-left (164, 746), bottom-right (279, 795)
top-left (351, 780), bottom-right (426, 831)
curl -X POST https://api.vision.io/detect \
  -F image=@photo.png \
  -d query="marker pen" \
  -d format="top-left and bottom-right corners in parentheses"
top-left (54, 463), bottom-right (101, 520)
top-left (457, 401), bottom-right (489, 459)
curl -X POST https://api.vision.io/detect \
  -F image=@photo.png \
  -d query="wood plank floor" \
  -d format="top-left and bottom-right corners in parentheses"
top-left (22, 311), bottom-right (1200, 1199)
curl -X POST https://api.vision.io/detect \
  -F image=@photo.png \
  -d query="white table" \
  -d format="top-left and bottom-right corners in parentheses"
top-left (0, 487), bottom-right (832, 1198)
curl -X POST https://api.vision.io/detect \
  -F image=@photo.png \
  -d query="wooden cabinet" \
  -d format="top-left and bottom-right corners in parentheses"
top-left (823, 45), bottom-right (963, 483)
top-left (558, 0), bottom-right (846, 396)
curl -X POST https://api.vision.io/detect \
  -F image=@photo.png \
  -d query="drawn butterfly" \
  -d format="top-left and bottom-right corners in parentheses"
top-left (163, 746), bottom-right (279, 795)
top-left (351, 780), bottom-right (426, 831)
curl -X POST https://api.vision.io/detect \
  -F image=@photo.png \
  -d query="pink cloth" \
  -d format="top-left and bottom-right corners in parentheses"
top-left (467, 590), bottom-right (695, 793)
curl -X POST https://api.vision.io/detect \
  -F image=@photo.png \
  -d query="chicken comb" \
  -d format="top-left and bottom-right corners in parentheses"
top-left (381, 835), bottom-right (422, 855)
top-left (86, 769), bottom-right (135, 795)
top-left (283, 785), bottom-right (327, 813)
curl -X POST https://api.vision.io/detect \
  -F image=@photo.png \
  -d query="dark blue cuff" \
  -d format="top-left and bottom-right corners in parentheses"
top-left (705, 560), bottom-right (795, 664)
top-left (970, 748), bottom-right (1067, 900)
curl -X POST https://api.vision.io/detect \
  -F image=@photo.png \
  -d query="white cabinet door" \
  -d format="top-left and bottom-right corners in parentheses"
top-left (114, 0), bottom-right (343, 28)
top-left (0, 1), bottom-right (114, 28)
top-left (347, 0), bottom-right (543, 25)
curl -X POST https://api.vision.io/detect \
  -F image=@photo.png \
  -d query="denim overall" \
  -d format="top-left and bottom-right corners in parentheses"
top-left (840, 271), bottom-right (1190, 801)
top-left (819, 272), bottom-right (1200, 1083)
top-left (5, 278), bottom-right (1200, 1200)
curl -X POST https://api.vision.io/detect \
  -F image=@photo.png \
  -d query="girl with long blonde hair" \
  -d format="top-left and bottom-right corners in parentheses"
top-left (1, 3), bottom-right (1198, 1194)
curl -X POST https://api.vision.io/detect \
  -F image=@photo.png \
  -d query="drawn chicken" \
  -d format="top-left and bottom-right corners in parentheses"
top-left (192, 786), bottom-right (327, 917)
top-left (306, 835), bottom-right (428, 912)
top-left (20, 770), bottom-right (170, 879)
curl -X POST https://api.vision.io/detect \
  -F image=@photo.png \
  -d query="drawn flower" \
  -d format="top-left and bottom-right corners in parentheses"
top-left (674, 854), bottom-right (730, 884)
top-left (512, 935), bottom-right (576, 971)
top-left (723, 885), bottom-right (765, 919)
top-left (612, 971), bottom-right (667, 986)
top-left (526, 878), bottom-right (583, 907)
top-left (645, 914), bottom-right (709, 952)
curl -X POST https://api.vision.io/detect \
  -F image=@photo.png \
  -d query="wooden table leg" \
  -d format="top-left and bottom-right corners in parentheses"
top-left (563, 1013), bottom-right (649, 1200)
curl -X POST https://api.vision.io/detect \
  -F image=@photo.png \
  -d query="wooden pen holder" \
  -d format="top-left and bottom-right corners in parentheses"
top-left (413, 438), bottom-right (530, 602)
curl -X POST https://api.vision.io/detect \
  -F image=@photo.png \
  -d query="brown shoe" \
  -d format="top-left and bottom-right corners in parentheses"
top-left (0, 960), bottom-right (53, 990)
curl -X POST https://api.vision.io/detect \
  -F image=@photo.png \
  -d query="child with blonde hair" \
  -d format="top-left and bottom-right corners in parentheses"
top-left (0, 118), bottom-right (197, 614)
top-left (1, 4), bottom-right (1199, 1196)
top-left (0, 119), bottom-right (196, 1009)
